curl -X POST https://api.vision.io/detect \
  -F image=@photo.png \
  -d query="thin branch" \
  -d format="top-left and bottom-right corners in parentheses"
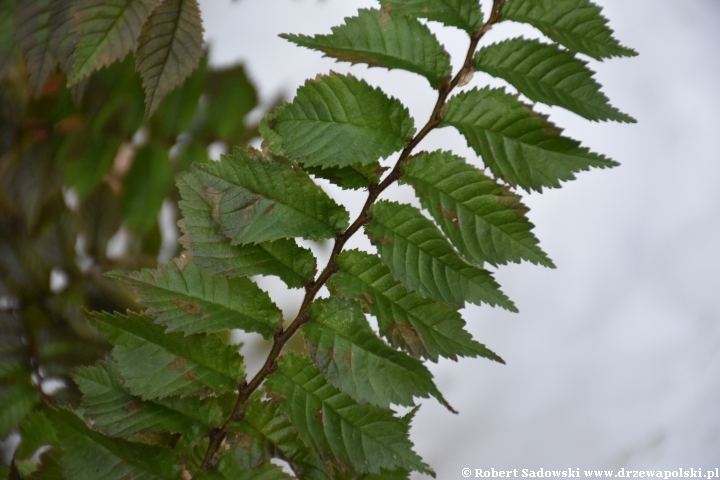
top-left (194, 3), bottom-right (505, 473)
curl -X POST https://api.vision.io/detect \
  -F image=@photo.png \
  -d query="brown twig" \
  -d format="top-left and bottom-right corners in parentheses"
top-left (194, 2), bottom-right (505, 474)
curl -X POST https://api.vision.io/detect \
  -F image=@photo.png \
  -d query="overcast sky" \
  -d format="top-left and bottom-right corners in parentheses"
top-left (198, 0), bottom-right (720, 476)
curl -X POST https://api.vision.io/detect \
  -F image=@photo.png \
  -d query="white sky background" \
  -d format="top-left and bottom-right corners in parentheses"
top-left (198, 0), bottom-right (720, 475)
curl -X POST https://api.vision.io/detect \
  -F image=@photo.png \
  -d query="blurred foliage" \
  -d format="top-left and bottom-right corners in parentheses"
top-left (0, 41), bottom-right (259, 474)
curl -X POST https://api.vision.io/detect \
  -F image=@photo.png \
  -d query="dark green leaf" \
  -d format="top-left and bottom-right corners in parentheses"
top-left (79, 185), bottom-right (123, 261)
top-left (108, 260), bottom-right (283, 338)
top-left (89, 311), bottom-right (245, 399)
top-left (474, 37), bottom-right (634, 122)
top-left (442, 87), bottom-right (618, 191)
top-left (25, 448), bottom-right (63, 480)
top-left (151, 55), bottom-right (207, 138)
top-left (200, 65), bottom-right (258, 144)
top-left (0, 0), bottom-right (17, 81)
top-left (501, 0), bottom-right (637, 60)
top-left (0, 464), bottom-right (12, 479)
top-left (14, 0), bottom-right (55, 95)
top-left (0, 311), bottom-right (27, 381)
top-left (304, 161), bottom-right (384, 190)
top-left (305, 297), bottom-right (448, 408)
top-left (378, 0), bottom-right (483, 33)
top-left (48, 0), bottom-right (79, 80)
top-left (328, 250), bottom-right (502, 363)
top-left (81, 56), bottom-right (145, 136)
top-left (401, 150), bottom-right (553, 267)
top-left (0, 143), bottom-right (62, 231)
top-left (136, 0), bottom-right (205, 118)
top-left (283, 8), bottom-right (451, 88)
top-left (336, 469), bottom-right (410, 480)
top-left (177, 171), bottom-right (317, 288)
top-left (215, 452), bottom-right (292, 480)
top-left (59, 137), bottom-right (120, 197)
top-left (121, 142), bottom-right (173, 233)
top-left (265, 352), bottom-right (433, 476)
top-left (48, 408), bottom-right (180, 480)
top-left (190, 147), bottom-right (349, 244)
top-left (260, 73), bottom-right (414, 168)
top-left (0, 381), bottom-right (40, 437)
top-left (226, 395), bottom-right (331, 480)
top-left (15, 411), bottom-right (58, 462)
top-left (176, 141), bottom-right (210, 172)
top-left (366, 200), bottom-right (516, 310)
top-left (73, 362), bottom-right (222, 439)
top-left (70, 0), bottom-right (159, 84)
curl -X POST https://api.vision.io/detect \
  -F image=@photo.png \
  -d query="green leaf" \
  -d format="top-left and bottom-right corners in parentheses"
top-left (501, 0), bottom-right (637, 60)
top-left (176, 141), bottom-right (210, 172)
top-left (329, 250), bottom-right (502, 363)
top-left (474, 37), bottom-right (634, 123)
top-left (121, 142), bottom-right (174, 233)
top-left (78, 185), bottom-right (123, 261)
top-left (377, 0), bottom-right (483, 33)
top-left (89, 311), bottom-right (245, 399)
top-left (260, 73), bottom-right (414, 169)
top-left (265, 353), bottom-right (433, 476)
top-left (26, 448), bottom-right (64, 480)
top-left (336, 469), bottom-right (410, 480)
top-left (14, 0), bottom-right (55, 95)
top-left (136, 0), bottom-right (205, 118)
top-left (59, 137), bottom-right (120, 197)
top-left (0, 381), bottom-right (40, 437)
top-left (200, 65), bottom-right (258, 144)
top-left (47, 0), bottom-right (78, 79)
top-left (73, 362), bottom-right (222, 439)
top-left (16, 411), bottom-right (58, 462)
top-left (107, 260), bottom-right (283, 339)
top-left (366, 200), bottom-right (516, 310)
top-left (47, 408), bottom-right (180, 480)
top-left (442, 88), bottom-right (618, 191)
top-left (190, 147), bottom-right (349, 244)
top-left (81, 56), bottom-right (145, 136)
top-left (304, 161), bottom-right (384, 191)
top-left (0, 311), bottom-right (27, 381)
top-left (215, 452), bottom-right (292, 480)
top-left (227, 395), bottom-right (331, 480)
top-left (283, 8), bottom-right (451, 88)
top-left (177, 171), bottom-right (317, 288)
top-left (401, 150), bottom-right (553, 267)
top-left (0, 0), bottom-right (18, 81)
top-left (150, 55), bottom-right (207, 137)
top-left (70, 0), bottom-right (159, 84)
top-left (304, 297), bottom-right (448, 408)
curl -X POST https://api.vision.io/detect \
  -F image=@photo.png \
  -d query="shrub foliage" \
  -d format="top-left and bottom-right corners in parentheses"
top-left (0, 0), bottom-right (635, 478)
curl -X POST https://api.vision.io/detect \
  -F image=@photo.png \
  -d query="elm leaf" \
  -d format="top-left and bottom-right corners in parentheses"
top-left (366, 200), bottom-right (516, 309)
top-left (474, 37), bottom-right (635, 122)
top-left (283, 8), bottom-right (451, 88)
top-left (401, 150), bottom-right (553, 266)
top-left (89, 311), bottom-right (244, 399)
top-left (135, 0), bottom-right (205, 118)
top-left (304, 297), bottom-right (449, 408)
top-left (502, 0), bottom-right (637, 60)
top-left (177, 171), bottom-right (317, 288)
top-left (442, 88), bottom-right (618, 192)
top-left (260, 73), bottom-right (414, 169)
top-left (328, 250), bottom-right (502, 363)
top-left (265, 353), bottom-right (433, 476)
